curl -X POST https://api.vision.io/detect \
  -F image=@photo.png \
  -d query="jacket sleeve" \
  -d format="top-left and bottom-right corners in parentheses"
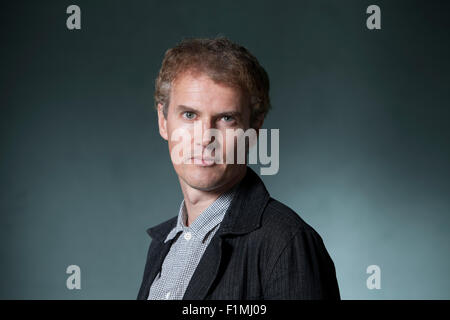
top-left (262, 228), bottom-right (340, 300)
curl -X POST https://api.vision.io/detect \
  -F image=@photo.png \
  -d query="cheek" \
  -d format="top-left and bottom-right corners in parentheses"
top-left (222, 131), bottom-right (239, 163)
top-left (223, 133), bottom-right (234, 153)
top-left (166, 122), bottom-right (195, 163)
top-left (167, 121), bottom-right (193, 143)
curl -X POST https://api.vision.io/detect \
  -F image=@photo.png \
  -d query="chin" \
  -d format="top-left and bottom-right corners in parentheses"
top-left (178, 164), bottom-right (228, 191)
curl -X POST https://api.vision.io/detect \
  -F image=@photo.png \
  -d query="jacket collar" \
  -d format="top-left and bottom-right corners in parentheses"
top-left (146, 166), bottom-right (270, 242)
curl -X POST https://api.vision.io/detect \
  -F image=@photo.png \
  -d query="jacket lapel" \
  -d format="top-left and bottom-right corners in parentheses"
top-left (137, 217), bottom-right (177, 300)
top-left (182, 166), bottom-right (271, 300)
top-left (182, 234), bottom-right (224, 299)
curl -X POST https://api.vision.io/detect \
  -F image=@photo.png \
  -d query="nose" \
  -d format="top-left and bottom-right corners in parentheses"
top-left (194, 118), bottom-right (215, 148)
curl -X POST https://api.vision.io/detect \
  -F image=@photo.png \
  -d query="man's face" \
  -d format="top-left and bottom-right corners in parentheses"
top-left (157, 71), bottom-right (254, 192)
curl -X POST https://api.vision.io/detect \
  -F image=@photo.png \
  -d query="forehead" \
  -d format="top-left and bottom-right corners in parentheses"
top-left (170, 71), bottom-right (247, 112)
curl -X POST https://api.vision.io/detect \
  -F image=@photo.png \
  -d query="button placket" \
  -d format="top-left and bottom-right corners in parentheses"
top-left (184, 231), bottom-right (192, 241)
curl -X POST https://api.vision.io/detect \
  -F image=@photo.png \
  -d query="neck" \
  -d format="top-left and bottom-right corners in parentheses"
top-left (178, 166), bottom-right (247, 227)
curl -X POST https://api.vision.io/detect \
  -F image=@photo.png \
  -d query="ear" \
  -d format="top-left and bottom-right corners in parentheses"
top-left (157, 103), bottom-right (168, 141)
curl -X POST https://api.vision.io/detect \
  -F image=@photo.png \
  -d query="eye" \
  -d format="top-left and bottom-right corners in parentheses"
top-left (222, 115), bottom-right (234, 122)
top-left (183, 111), bottom-right (196, 120)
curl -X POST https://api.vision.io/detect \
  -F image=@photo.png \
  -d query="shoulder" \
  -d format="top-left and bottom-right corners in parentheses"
top-left (255, 197), bottom-right (335, 271)
top-left (253, 197), bottom-right (326, 250)
top-left (262, 197), bottom-right (320, 235)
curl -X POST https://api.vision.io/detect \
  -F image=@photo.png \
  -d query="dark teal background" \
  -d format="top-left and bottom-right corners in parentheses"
top-left (1, 0), bottom-right (449, 299)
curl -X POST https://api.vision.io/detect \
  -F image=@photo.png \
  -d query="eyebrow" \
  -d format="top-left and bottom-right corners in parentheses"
top-left (175, 105), bottom-right (242, 118)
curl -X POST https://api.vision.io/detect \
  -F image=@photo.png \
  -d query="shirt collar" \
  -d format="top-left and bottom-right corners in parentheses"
top-left (147, 167), bottom-right (272, 242)
top-left (164, 181), bottom-right (240, 243)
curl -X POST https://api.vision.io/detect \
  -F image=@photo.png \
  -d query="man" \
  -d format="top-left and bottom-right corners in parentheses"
top-left (137, 37), bottom-right (340, 300)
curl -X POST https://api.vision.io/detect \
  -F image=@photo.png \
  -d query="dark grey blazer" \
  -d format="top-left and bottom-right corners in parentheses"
top-left (137, 167), bottom-right (340, 300)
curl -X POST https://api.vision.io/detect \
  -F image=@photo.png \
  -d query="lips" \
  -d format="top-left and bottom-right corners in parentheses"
top-left (190, 156), bottom-right (216, 166)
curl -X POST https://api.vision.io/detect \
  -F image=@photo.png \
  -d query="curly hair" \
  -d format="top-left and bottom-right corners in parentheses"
top-left (154, 37), bottom-right (271, 127)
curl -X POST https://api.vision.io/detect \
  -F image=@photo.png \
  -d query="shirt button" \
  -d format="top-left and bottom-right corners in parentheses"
top-left (165, 292), bottom-right (171, 299)
top-left (184, 232), bottom-right (192, 241)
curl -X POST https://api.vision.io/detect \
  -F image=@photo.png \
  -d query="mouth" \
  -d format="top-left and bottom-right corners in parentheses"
top-left (190, 156), bottom-right (216, 167)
